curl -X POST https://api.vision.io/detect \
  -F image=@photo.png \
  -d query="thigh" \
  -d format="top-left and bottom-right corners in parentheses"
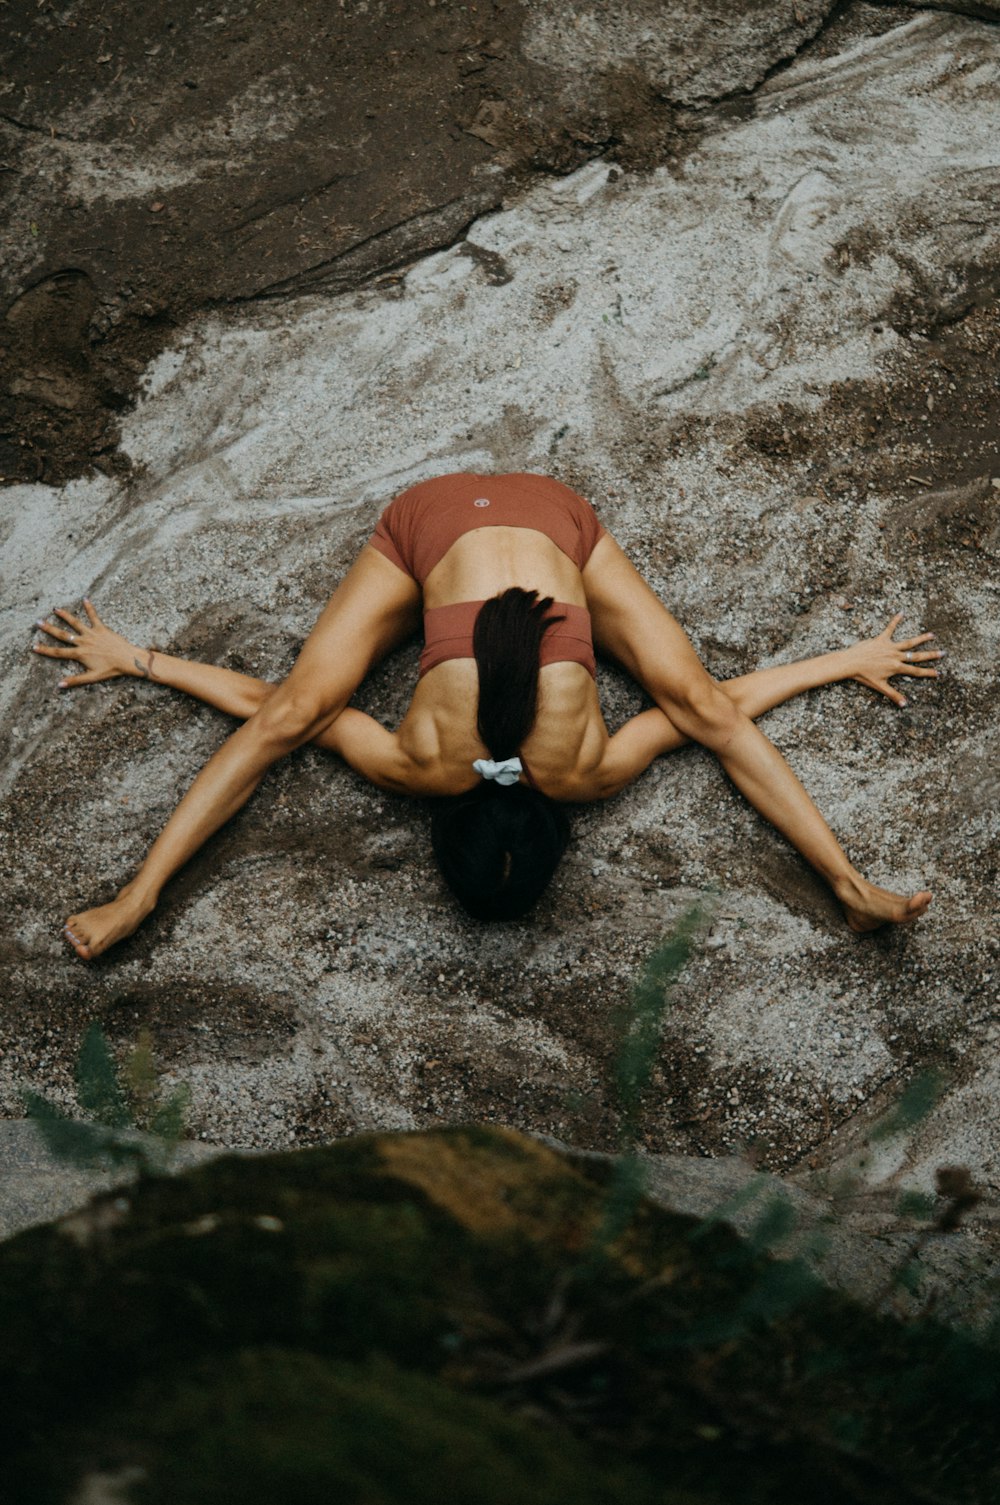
top-left (281, 545), bottom-right (422, 711)
top-left (581, 534), bottom-right (717, 708)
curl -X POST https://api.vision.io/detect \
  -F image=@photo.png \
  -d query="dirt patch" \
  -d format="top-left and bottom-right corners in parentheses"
top-left (737, 295), bottom-right (1000, 508)
top-left (0, 0), bottom-right (689, 486)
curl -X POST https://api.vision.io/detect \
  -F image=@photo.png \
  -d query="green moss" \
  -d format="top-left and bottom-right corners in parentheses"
top-left (1, 1127), bottom-right (998, 1504)
top-left (95, 1348), bottom-right (695, 1505)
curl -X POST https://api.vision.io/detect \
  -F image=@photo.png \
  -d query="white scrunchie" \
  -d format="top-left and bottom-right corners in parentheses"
top-left (473, 756), bottom-right (523, 786)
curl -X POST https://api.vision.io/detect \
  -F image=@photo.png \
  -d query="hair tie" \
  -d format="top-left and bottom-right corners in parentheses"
top-left (473, 756), bottom-right (522, 786)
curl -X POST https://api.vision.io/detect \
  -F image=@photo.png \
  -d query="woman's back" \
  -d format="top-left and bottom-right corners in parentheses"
top-left (368, 471), bottom-right (612, 798)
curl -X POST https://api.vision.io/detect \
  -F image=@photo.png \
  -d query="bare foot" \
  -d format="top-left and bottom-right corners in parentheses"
top-left (834, 876), bottom-right (933, 933)
top-left (63, 888), bottom-right (154, 961)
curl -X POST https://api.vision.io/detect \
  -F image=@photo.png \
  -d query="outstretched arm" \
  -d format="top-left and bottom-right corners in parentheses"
top-left (45, 551), bottom-right (421, 959)
top-left (34, 599), bottom-right (275, 718)
top-left (583, 535), bottom-right (935, 931)
top-left (34, 600), bottom-right (390, 756)
top-left (588, 613), bottom-right (942, 798)
top-left (34, 601), bottom-right (424, 792)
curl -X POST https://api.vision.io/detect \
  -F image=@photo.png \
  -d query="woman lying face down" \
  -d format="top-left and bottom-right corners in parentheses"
top-left (32, 471), bottom-right (940, 956)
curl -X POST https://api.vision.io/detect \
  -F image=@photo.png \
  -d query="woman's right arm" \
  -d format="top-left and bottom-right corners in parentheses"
top-left (35, 600), bottom-right (427, 779)
top-left (56, 549), bottom-right (422, 958)
top-left (34, 599), bottom-right (274, 719)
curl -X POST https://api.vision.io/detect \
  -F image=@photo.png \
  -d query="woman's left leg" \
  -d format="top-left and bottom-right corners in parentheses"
top-left (582, 536), bottom-right (933, 931)
top-left (635, 614), bottom-right (941, 756)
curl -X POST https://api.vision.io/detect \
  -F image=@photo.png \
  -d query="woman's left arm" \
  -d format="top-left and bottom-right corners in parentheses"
top-left (577, 615), bottom-right (943, 800)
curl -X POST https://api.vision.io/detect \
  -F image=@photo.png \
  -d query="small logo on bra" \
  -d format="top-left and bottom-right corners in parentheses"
top-left (473, 497), bottom-right (491, 508)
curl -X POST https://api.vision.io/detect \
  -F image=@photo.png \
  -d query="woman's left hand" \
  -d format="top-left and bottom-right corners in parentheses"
top-left (849, 613), bottom-right (944, 708)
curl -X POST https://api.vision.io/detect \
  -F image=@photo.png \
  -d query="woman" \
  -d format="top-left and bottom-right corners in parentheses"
top-left (33, 472), bottom-right (939, 957)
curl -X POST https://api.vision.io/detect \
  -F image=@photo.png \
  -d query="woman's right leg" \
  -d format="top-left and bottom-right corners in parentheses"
top-left (52, 548), bottom-right (422, 958)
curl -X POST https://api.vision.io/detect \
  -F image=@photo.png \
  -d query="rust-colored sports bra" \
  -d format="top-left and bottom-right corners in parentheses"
top-left (369, 472), bottom-right (604, 682)
top-left (419, 600), bottom-right (596, 679)
top-left (370, 471), bottom-right (606, 583)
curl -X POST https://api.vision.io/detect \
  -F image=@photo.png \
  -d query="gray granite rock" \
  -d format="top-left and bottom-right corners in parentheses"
top-left (2, 8), bottom-right (999, 1254)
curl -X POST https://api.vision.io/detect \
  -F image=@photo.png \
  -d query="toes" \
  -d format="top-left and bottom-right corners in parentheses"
top-left (900, 892), bottom-right (932, 923)
top-left (63, 920), bottom-right (93, 961)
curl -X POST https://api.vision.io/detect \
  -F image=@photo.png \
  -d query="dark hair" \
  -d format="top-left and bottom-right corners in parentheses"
top-left (431, 782), bottom-right (570, 921)
top-left (473, 587), bottom-right (562, 759)
top-left (431, 587), bottom-right (571, 920)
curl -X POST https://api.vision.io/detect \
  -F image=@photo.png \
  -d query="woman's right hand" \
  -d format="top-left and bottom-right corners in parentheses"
top-left (32, 598), bottom-right (140, 688)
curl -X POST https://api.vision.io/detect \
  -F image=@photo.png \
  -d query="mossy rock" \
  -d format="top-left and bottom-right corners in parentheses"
top-left (70, 1348), bottom-right (697, 1505)
top-left (1, 1126), bottom-right (998, 1503)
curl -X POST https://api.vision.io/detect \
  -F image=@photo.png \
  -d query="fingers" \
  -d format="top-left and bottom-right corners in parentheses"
top-left (897, 650), bottom-right (942, 674)
top-left (54, 606), bottom-right (85, 632)
top-left (35, 618), bottom-right (79, 645)
top-left (882, 618), bottom-right (941, 654)
top-left (898, 631), bottom-right (935, 649)
top-left (32, 642), bottom-right (81, 660)
top-left (83, 597), bottom-right (104, 627)
top-left (58, 670), bottom-right (109, 688)
top-left (862, 675), bottom-right (908, 707)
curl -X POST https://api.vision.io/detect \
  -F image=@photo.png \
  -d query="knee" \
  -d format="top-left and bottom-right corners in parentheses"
top-left (253, 683), bottom-right (329, 748)
top-left (672, 679), bottom-right (742, 750)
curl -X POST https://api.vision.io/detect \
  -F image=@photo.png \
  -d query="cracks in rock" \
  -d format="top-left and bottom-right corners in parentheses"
top-left (0, 110), bottom-right (54, 136)
top-left (653, 355), bottom-right (719, 402)
top-left (222, 173), bottom-right (353, 239)
top-left (228, 139), bottom-right (622, 304)
top-left (1, 110), bottom-right (84, 143)
top-left (227, 189), bottom-right (506, 302)
top-left (683, 0), bottom-right (858, 118)
top-left (870, 0), bottom-right (999, 21)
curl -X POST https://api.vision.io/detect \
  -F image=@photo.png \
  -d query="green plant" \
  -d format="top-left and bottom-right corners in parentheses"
top-left (584, 904), bottom-right (705, 1266)
top-left (23, 1023), bottom-right (190, 1177)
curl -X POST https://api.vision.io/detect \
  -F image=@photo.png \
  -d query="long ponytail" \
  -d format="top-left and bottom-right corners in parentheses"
top-left (473, 587), bottom-right (563, 758)
top-left (430, 587), bottom-right (571, 921)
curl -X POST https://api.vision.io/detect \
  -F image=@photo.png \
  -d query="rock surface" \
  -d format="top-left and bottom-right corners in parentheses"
top-left (2, 3), bottom-right (999, 1256)
top-left (2, 1127), bottom-right (998, 1504)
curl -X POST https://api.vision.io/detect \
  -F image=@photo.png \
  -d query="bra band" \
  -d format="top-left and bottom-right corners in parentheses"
top-left (419, 599), bottom-right (596, 679)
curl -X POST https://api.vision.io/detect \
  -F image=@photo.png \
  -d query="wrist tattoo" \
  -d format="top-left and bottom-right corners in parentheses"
top-left (133, 650), bottom-right (157, 681)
